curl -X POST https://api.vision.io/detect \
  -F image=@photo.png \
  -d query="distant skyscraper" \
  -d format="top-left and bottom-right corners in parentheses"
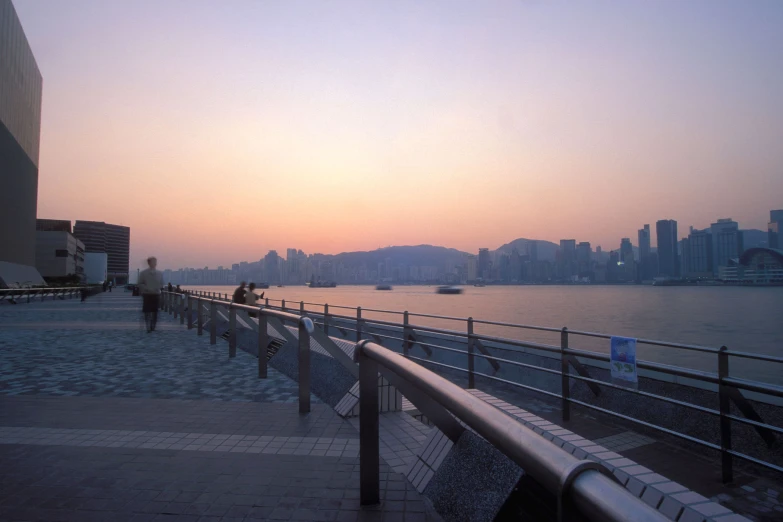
top-left (656, 220), bottom-right (679, 277)
top-left (264, 250), bottom-right (280, 283)
top-left (528, 241), bottom-right (538, 263)
top-left (769, 210), bottom-right (783, 249)
top-left (73, 221), bottom-right (130, 284)
top-left (685, 227), bottom-right (713, 277)
top-left (710, 218), bottom-right (743, 275)
top-left (637, 224), bottom-right (651, 280)
top-left (576, 242), bottom-right (591, 276)
top-left (478, 248), bottom-right (490, 279)
top-left (559, 239), bottom-right (576, 280)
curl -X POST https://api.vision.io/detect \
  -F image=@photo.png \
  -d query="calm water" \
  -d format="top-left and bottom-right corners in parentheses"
top-left (186, 285), bottom-right (783, 384)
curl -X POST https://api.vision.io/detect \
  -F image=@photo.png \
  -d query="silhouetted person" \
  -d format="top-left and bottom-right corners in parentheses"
top-left (103, 281), bottom-right (108, 292)
top-left (108, 281), bottom-right (113, 292)
top-left (167, 282), bottom-right (173, 293)
top-left (175, 285), bottom-right (182, 293)
top-left (232, 281), bottom-right (247, 304)
top-left (138, 256), bottom-right (163, 332)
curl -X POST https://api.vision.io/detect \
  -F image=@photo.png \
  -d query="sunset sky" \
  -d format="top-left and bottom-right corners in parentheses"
top-left (14, 0), bottom-right (783, 270)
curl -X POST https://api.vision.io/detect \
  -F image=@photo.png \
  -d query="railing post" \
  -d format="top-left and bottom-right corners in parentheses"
top-left (187, 296), bottom-right (193, 329)
top-left (197, 298), bottom-right (203, 335)
top-left (172, 294), bottom-right (178, 319)
top-left (356, 307), bottom-right (362, 341)
top-left (210, 301), bottom-right (217, 344)
top-left (229, 305), bottom-right (237, 358)
top-left (298, 320), bottom-right (311, 414)
top-left (324, 304), bottom-right (329, 335)
top-left (179, 295), bottom-right (185, 325)
top-left (265, 297), bottom-right (269, 307)
top-left (282, 299), bottom-right (286, 312)
top-left (300, 301), bottom-right (304, 315)
top-left (561, 327), bottom-right (570, 423)
top-left (467, 317), bottom-right (475, 389)
top-left (719, 345), bottom-right (733, 483)
top-left (258, 312), bottom-right (268, 378)
top-left (358, 346), bottom-right (380, 505)
top-left (403, 311), bottom-right (411, 357)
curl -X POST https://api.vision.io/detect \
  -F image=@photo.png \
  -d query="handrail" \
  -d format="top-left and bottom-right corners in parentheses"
top-left (181, 288), bottom-right (772, 361)
top-left (354, 340), bottom-right (668, 522)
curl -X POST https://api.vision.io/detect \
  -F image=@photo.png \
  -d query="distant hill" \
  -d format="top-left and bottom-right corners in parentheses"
top-left (494, 238), bottom-right (560, 261)
top-left (742, 229), bottom-right (769, 249)
top-left (315, 245), bottom-right (470, 268)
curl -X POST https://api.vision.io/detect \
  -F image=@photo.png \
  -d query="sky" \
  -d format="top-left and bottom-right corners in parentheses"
top-left (14, 0), bottom-right (783, 270)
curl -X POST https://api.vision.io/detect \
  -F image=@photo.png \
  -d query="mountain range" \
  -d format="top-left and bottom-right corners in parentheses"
top-left (308, 228), bottom-right (768, 269)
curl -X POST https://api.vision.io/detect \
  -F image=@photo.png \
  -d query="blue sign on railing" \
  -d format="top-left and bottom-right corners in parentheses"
top-left (610, 336), bottom-right (638, 385)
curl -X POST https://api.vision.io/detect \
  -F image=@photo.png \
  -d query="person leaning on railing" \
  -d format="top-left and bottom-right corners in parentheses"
top-left (137, 256), bottom-right (164, 333)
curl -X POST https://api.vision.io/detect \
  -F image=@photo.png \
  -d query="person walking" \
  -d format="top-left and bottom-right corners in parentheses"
top-left (232, 281), bottom-right (247, 304)
top-left (138, 256), bottom-right (164, 332)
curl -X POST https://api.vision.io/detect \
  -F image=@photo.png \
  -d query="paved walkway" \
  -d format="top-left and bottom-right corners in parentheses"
top-left (0, 292), bottom-right (440, 522)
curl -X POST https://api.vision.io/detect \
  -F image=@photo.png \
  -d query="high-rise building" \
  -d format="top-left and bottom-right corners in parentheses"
top-left (264, 250), bottom-right (280, 284)
top-left (637, 224), bottom-right (652, 280)
top-left (73, 221), bottom-right (131, 284)
top-left (559, 239), bottom-right (576, 280)
top-left (769, 210), bottom-right (783, 249)
top-left (656, 220), bottom-right (679, 277)
top-left (710, 218), bottom-right (743, 276)
top-left (0, 1), bottom-right (43, 273)
top-left (478, 248), bottom-right (491, 279)
top-left (685, 227), bottom-right (713, 278)
top-left (619, 238), bottom-right (636, 281)
top-left (576, 242), bottom-right (591, 277)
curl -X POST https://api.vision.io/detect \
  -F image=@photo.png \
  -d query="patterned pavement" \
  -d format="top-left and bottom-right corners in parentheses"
top-left (0, 291), bottom-right (441, 522)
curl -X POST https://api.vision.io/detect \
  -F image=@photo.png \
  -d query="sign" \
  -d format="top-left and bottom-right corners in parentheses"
top-left (610, 336), bottom-right (637, 384)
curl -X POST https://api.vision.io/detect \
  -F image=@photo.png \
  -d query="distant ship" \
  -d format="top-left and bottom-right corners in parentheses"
top-left (473, 283), bottom-right (485, 287)
top-left (308, 281), bottom-right (337, 288)
top-left (376, 284), bottom-right (392, 291)
top-left (436, 285), bottom-right (463, 295)
top-left (257, 283), bottom-right (270, 289)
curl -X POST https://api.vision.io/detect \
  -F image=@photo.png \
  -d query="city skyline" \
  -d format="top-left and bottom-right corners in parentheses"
top-left (12, 0), bottom-right (783, 270)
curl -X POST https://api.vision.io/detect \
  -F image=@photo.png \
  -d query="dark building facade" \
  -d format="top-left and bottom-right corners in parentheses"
top-left (637, 224), bottom-right (652, 280)
top-left (656, 219), bottom-right (679, 277)
top-left (36, 219), bottom-right (72, 233)
top-left (0, 0), bottom-right (43, 267)
top-left (73, 221), bottom-right (130, 284)
top-left (477, 248), bottom-right (491, 280)
top-left (769, 210), bottom-right (783, 249)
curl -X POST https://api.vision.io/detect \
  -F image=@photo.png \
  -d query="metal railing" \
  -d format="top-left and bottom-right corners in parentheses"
top-left (184, 289), bottom-right (783, 483)
top-left (161, 291), bottom-right (315, 413)
top-left (354, 340), bottom-right (668, 521)
top-left (0, 286), bottom-right (87, 303)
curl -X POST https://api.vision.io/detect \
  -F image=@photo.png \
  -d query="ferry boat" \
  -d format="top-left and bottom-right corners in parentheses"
top-left (308, 281), bottom-right (337, 288)
top-left (375, 284), bottom-right (393, 290)
top-left (436, 285), bottom-right (463, 295)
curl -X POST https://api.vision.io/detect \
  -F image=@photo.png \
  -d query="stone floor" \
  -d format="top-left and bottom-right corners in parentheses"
top-left (0, 292), bottom-right (440, 521)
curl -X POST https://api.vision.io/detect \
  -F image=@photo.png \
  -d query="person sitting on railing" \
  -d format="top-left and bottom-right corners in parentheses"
top-left (232, 281), bottom-right (247, 304)
top-left (244, 283), bottom-right (265, 317)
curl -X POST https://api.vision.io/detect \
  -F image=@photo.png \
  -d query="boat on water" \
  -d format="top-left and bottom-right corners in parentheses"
top-left (308, 281), bottom-right (337, 288)
top-left (375, 284), bottom-right (392, 290)
top-left (473, 283), bottom-right (485, 287)
top-left (436, 285), bottom-right (463, 295)
top-left (257, 283), bottom-right (270, 289)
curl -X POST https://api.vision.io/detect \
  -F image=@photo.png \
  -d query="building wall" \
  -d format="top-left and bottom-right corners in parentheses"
top-left (710, 219), bottom-right (742, 275)
top-left (35, 231), bottom-right (85, 278)
top-left (0, 0), bottom-right (42, 267)
top-left (656, 220), bottom-right (679, 277)
top-left (73, 221), bottom-right (131, 283)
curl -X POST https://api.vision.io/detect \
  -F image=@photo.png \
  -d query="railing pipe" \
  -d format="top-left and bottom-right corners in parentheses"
top-left (229, 305), bottom-right (237, 358)
top-left (467, 317), bottom-right (475, 388)
top-left (719, 345), bottom-right (733, 483)
top-left (355, 341), bottom-right (667, 522)
top-left (258, 312), bottom-right (269, 378)
top-left (209, 300), bottom-right (217, 345)
top-left (298, 319), bottom-right (312, 414)
top-left (187, 295), bottom-right (193, 329)
top-left (561, 327), bottom-right (570, 423)
top-left (197, 297), bottom-right (204, 335)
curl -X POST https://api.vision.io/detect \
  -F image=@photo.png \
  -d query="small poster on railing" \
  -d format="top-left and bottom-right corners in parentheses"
top-left (610, 336), bottom-right (638, 385)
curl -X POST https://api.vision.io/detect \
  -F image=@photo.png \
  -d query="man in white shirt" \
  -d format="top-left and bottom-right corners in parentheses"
top-left (137, 256), bottom-right (163, 332)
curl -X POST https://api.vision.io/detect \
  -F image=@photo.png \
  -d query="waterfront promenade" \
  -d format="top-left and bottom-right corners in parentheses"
top-left (1, 291), bottom-right (781, 521)
top-left (0, 292), bottom-right (439, 521)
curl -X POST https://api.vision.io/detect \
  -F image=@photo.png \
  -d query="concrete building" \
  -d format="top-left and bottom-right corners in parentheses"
top-left (36, 219), bottom-right (72, 233)
top-left (637, 224), bottom-right (652, 281)
top-left (35, 231), bottom-right (85, 280)
top-left (559, 239), bottom-right (577, 280)
top-left (769, 210), bottom-right (783, 249)
top-left (0, 0), bottom-right (43, 276)
top-left (710, 218), bottom-right (743, 276)
top-left (477, 248), bottom-right (491, 280)
top-left (656, 220), bottom-right (679, 278)
top-left (73, 221), bottom-right (131, 284)
top-left (684, 227), bottom-right (713, 278)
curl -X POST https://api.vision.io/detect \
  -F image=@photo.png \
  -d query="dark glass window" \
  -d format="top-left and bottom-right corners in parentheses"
top-left (55, 250), bottom-right (68, 257)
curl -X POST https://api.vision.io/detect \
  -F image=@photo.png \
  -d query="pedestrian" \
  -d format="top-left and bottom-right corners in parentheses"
top-left (138, 256), bottom-right (164, 332)
top-left (108, 280), bottom-right (113, 292)
top-left (232, 281), bottom-right (247, 304)
top-left (244, 283), bottom-right (264, 317)
top-left (175, 284), bottom-right (182, 293)
top-left (167, 282), bottom-right (173, 293)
